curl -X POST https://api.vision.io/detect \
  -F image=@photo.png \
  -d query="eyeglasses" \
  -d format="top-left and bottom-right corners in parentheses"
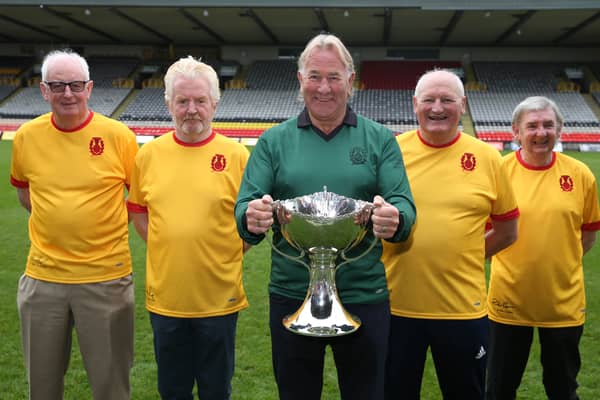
top-left (43, 80), bottom-right (89, 93)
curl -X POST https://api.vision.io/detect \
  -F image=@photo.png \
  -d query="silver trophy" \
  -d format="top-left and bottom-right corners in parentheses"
top-left (271, 188), bottom-right (376, 337)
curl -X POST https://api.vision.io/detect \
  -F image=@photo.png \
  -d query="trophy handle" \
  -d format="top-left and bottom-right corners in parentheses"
top-left (265, 230), bottom-right (311, 270)
top-left (266, 200), bottom-right (311, 270)
top-left (336, 202), bottom-right (377, 271)
top-left (336, 234), bottom-right (379, 271)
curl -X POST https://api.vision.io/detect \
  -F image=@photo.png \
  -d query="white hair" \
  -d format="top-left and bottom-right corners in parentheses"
top-left (41, 49), bottom-right (89, 81)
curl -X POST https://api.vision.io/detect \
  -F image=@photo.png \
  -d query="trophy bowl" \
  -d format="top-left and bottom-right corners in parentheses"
top-left (272, 188), bottom-right (374, 337)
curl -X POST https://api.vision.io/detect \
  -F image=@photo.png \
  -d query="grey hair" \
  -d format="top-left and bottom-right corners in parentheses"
top-left (298, 33), bottom-right (354, 76)
top-left (414, 69), bottom-right (464, 98)
top-left (164, 56), bottom-right (220, 103)
top-left (512, 96), bottom-right (564, 129)
top-left (41, 49), bottom-right (90, 81)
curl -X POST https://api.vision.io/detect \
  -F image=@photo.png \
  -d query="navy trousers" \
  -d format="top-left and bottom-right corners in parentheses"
top-left (385, 316), bottom-right (489, 400)
top-left (486, 320), bottom-right (582, 400)
top-left (269, 293), bottom-right (390, 400)
top-left (150, 312), bottom-right (238, 400)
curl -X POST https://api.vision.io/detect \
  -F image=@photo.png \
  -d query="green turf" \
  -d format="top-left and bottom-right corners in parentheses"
top-left (1, 140), bottom-right (599, 399)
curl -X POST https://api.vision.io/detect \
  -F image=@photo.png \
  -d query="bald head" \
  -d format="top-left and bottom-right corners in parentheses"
top-left (414, 69), bottom-right (464, 99)
top-left (412, 69), bottom-right (466, 144)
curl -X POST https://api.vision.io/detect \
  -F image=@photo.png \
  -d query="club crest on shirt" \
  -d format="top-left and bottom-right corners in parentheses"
top-left (89, 137), bottom-right (104, 156)
top-left (211, 154), bottom-right (227, 172)
top-left (460, 152), bottom-right (476, 171)
top-left (349, 146), bottom-right (367, 165)
top-left (559, 175), bottom-right (574, 192)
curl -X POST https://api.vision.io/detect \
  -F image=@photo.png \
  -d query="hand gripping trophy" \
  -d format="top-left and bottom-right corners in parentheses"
top-left (271, 187), bottom-right (376, 337)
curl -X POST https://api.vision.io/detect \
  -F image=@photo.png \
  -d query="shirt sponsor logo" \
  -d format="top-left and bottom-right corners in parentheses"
top-left (146, 287), bottom-right (155, 302)
top-left (211, 154), bottom-right (227, 172)
top-left (460, 152), bottom-right (476, 172)
top-left (30, 255), bottom-right (46, 267)
top-left (89, 137), bottom-right (104, 156)
top-left (491, 297), bottom-right (515, 314)
top-left (559, 175), bottom-right (574, 192)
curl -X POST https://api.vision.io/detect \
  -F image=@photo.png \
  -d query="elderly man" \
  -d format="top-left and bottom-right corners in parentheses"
top-left (486, 96), bottom-right (600, 400)
top-left (235, 33), bottom-right (416, 400)
top-left (127, 56), bottom-right (250, 400)
top-left (382, 69), bottom-right (519, 400)
top-left (10, 49), bottom-right (137, 400)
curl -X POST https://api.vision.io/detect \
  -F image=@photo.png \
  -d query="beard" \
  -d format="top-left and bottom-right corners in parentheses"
top-left (181, 118), bottom-right (206, 136)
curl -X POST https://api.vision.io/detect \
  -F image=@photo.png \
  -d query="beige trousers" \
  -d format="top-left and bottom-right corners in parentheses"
top-left (17, 274), bottom-right (134, 400)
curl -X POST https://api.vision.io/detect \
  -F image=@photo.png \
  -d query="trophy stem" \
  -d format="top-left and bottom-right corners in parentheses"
top-left (282, 248), bottom-right (361, 337)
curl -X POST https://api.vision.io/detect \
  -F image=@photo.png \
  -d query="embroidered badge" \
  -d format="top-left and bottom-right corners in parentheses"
top-left (559, 175), bottom-right (573, 192)
top-left (349, 147), bottom-right (367, 165)
top-left (461, 152), bottom-right (476, 171)
top-left (89, 137), bottom-right (104, 156)
top-left (211, 154), bottom-right (226, 172)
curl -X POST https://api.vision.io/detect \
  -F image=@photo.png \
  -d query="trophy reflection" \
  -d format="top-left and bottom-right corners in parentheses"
top-left (272, 188), bottom-right (375, 337)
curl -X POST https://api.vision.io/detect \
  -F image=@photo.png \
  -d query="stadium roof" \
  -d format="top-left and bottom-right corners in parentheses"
top-left (0, 1), bottom-right (599, 48)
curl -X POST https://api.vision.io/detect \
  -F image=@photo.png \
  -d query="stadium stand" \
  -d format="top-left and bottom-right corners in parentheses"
top-left (0, 86), bottom-right (17, 102)
top-left (215, 89), bottom-right (303, 122)
top-left (0, 56), bottom-right (34, 79)
top-left (0, 87), bottom-right (48, 119)
top-left (0, 86), bottom-right (131, 119)
top-left (0, 57), bottom-right (32, 105)
top-left (0, 57), bottom-right (135, 119)
top-left (120, 88), bottom-right (170, 122)
top-left (349, 89), bottom-right (416, 125)
top-left (472, 62), bottom-right (565, 92)
top-left (244, 60), bottom-right (297, 90)
top-left (468, 91), bottom-right (599, 127)
top-left (88, 57), bottom-right (139, 88)
top-left (0, 4), bottom-right (599, 149)
top-left (1, 56), bottom-right (600, 144)
top-left (88, 88), bottom-right (132, 116)
top-left (361, 60), bottom-right (462, 90)
top-left (468, 61), bottom-right (600, 144)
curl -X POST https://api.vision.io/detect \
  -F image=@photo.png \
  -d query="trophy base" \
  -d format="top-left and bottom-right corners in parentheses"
top-left (282, 300), bottom-right (361, 337)
top-left (284, 321), bottom-right (360, 337)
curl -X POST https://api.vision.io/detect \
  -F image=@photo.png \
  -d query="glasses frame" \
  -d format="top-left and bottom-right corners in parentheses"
top-left (43, 80), bottom-right (90, 93)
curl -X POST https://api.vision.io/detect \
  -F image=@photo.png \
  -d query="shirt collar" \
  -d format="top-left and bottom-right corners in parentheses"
top-left (297, 105), bottom-right (358, 129)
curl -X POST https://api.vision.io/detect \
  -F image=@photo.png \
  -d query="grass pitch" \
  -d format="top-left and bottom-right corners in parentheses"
top-left (1, 140), bottom-right (599, 399)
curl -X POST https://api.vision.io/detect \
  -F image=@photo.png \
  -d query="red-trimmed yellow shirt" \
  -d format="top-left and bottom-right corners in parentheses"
top-left (10, 111), bottom-right (138, 283)
top-left (128, 131), bottom-right (249, 318)
top-left (489, 151), bottom-right (600, 327)
top-left (382, 130), bottom-right (519, 319)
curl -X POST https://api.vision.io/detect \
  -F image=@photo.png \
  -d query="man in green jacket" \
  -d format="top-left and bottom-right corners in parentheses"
top-left (234, 33), bottom-right (416, 400)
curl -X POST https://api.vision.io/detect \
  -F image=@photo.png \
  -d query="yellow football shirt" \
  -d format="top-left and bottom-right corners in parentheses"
top-left (10, 112), bottom-right (138, 283)
top-left (382, 130), bottom-right (519, 319)
top-left (128, 131), bottom-right (250, 318)
top-left (489, 151), bottom-right (600, 327)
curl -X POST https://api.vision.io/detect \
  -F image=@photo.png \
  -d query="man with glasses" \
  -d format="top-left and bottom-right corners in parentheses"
top-left (44, 80), bottom-right (88, 92)
top-left (9, 49), bottom-right (138, 400)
